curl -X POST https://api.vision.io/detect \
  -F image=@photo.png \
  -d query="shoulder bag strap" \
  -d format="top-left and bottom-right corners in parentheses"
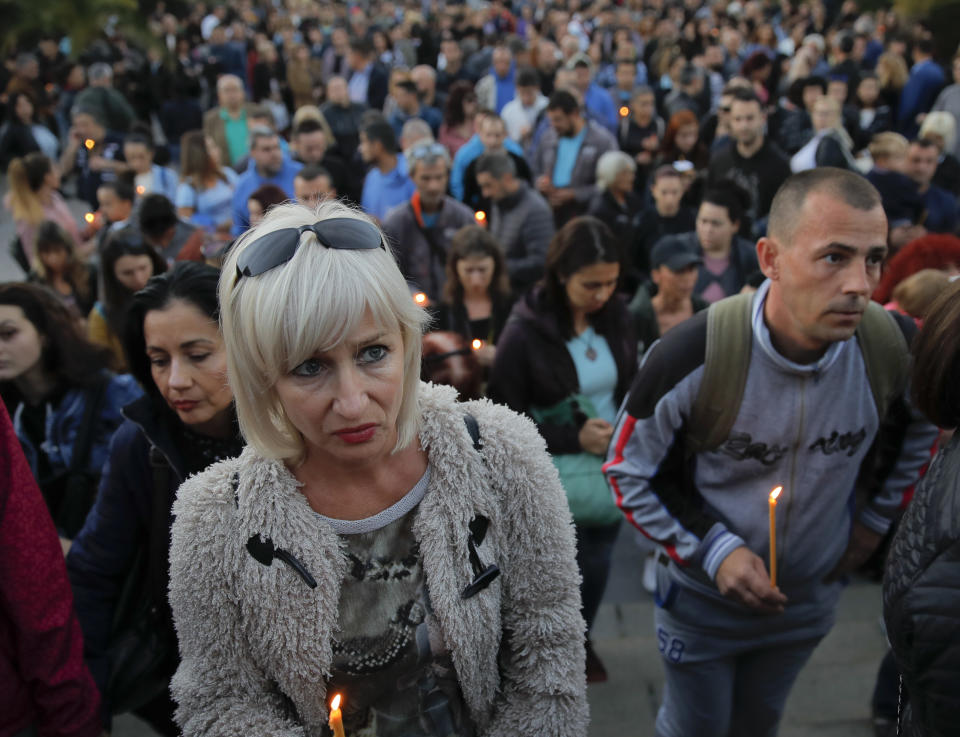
top-left (856, 302), bottom-right (910, 423)
top-left (688, 292), bottom-right (754, 453)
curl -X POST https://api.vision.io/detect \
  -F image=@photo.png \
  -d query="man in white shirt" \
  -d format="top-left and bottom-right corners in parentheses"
top-left (501, 67), bottom-right (548, 146)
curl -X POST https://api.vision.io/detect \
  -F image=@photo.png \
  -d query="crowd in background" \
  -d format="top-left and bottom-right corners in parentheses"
top-left (3, 0), bottom-right (960, 736)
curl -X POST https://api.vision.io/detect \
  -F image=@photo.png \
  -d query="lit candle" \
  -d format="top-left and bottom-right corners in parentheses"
top-left (84, 212), bottom-right (95, 224)
top-left (329, 693), bottom-right (346, 737)
top-left (619, 106), bottom-right (629, 118)
top-left (84, 139), bottom-right (95, 150)
top-left (136, 185), bottom-right (146, 196)
top-left (769, 486), bottom-right (782, 586)
top-left (474, 210), bottom-right (486, 224)
top-left (471, 339), bottom-right (483, 351)
top-left (413, 292), bottom-right (428, 306)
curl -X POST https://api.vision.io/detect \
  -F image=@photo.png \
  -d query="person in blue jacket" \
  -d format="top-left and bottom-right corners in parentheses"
top-left (67, 262), bottom-right (242, 735)
top-left (0, 282), bottom-right (142, 540)
top-left (230, 127), bottom-right (302, 236)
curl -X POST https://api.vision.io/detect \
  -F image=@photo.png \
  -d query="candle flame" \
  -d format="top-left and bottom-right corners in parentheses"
top-left (84, 139), bottom-right (95, 150)
top-left (413, 292), bottom-right (427, 305)
top-left (619, 106), bottom-right (629, 117)
top-left (474, 210), bottom-right (486, 222)
top-left (136, 185), bottom-right (146, 195)
top-left (471, 339), bottom-right (482, 350)
top-left (84, 212), bottom-right (95, 224)
top-left (770, 486), bottom-right (782, 503)
top-left (331, 693), bottom-right (341, 710)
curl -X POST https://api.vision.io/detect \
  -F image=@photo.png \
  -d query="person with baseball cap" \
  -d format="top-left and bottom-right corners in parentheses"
top-left (628, 238), bottom-right (709, 354)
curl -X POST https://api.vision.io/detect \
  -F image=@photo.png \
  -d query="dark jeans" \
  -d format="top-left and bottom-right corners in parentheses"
top-left (575, 521), bottom-right (622, 634)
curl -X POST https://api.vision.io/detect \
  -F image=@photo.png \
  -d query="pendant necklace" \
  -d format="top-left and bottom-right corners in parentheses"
top-left (578, 328), bottom-right (598, 361)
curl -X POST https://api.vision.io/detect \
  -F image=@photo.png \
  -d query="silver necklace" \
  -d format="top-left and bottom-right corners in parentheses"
top-left (575, 328), bottom-right (597, 361)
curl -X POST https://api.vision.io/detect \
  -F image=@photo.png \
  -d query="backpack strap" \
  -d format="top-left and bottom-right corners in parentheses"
top-left (855, 302), bottom-right (910, 423)
top-left (688, 293), bottom-right (754, 453)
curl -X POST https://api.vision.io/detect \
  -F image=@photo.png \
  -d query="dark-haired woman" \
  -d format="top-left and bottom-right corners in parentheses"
top-left (488, 216), bottom-right (637, 683)
top-left (0, 283), bottom-right (142, 540)
top-left (29, 220), bottom-right (98, 321)
top-left (0, 91), bottom-right (59, 168)
top-left (67, 262), bottom-right (241, 735)
top-left (88, 233), bottom-right (168, 371)
top-left (439, 80), bottom-right (478, 156)
top-left (435, 225), bottom-right (513, 370)
top-left (884, 278), bottom-right (960, 737)
top-left (175, 130), bottom-right (238, 233)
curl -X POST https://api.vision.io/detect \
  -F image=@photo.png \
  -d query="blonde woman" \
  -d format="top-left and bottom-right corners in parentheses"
top-left (4, 153), bottom-right (87, 268)
top-left (167, 201), bottom-right (587, 736)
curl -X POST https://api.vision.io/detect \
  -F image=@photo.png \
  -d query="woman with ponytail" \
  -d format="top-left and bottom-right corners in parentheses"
top-left (4, 153), bottom-right (86, 267)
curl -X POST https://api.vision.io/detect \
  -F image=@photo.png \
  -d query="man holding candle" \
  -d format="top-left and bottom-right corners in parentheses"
top-left (604, 168), bottom-right (938, 737)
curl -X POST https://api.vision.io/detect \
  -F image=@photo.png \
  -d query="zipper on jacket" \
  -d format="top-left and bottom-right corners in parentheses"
top-left (780, 376), bottom-right (806, 581)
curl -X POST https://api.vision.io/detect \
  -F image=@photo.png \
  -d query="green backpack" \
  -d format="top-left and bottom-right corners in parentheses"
top-left (687, 293), bottom-right (910, 453)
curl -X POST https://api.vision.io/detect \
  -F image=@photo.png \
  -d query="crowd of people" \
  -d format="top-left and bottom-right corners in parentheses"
top-left (3, 1), bottom-right (960, 737)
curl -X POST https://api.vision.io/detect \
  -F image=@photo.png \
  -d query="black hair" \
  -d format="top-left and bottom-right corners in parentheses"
top-left (547, 89), bottom-right (579, 115)
top-left (123, 261), bottom-right (221, 410)
top-left (729, 87), bottom-right (762, 106)
top-left (97, 177), bottom-right (135, 203)
top-left (516, 66), bottom-right (540, 88)
top-left (138, 194), bottom-right (178, 239)
top-left (349, 36), bottom-right (375, 57)
top-left (123, 131), bottom-right (154, 150)
top-left (396, 79), bottom-right (419, 96)
top-left (297, 164), bottom-right (330, 182)
top-left (293, 118), bottom-right (325, 137)
top-left (362, 118), bottom-right (399, 154)
top-left (702, 188), bottom-right (744, 224)
top-left (0, 283), bottom-right (112, 392)
top-left (100, 229), bottom-right (168, 337)
top-left (541, 216), bottom-right (623, 339)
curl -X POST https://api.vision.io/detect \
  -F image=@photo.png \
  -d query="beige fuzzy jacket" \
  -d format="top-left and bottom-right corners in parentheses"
top-left (168, 382), bottom-right (588, 736)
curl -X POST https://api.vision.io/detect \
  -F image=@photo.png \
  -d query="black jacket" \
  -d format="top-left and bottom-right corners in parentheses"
top-left (487, 289), bottom-right (637, 455)
top-left (884, 432), bottom-right (960, 737)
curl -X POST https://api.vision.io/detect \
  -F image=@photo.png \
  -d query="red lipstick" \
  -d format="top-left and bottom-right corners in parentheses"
top-left (334, 424), bottom-right (377, 444)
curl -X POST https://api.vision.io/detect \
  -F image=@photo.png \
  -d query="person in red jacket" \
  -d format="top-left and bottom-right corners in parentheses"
top-left (0, 401), bottom-right (102, 737)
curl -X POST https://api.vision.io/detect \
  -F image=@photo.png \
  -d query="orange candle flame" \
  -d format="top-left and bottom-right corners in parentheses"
top-left (84, 212), bottom-right (95, 224)
top-left (84, 139), bottom-right (95, 150)
top-left (619, 106), bottom-right (629, 117)
top-left (474, 210), bottom-right (486, 223)
top-left (331, 693), bottom-right (341, 710)
top-left (413, 292), bottom-right (428, 306)
top-left (136, 185), bottom-right (146, 195)
top-left (471, 339), bottom-right (483, 350)
top-left (769, 486), bottom-right (782, 503)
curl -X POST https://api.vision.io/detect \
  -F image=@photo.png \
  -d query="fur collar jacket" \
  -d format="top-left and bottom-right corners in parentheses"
top-left (168, 382), bottom-right (588, 737)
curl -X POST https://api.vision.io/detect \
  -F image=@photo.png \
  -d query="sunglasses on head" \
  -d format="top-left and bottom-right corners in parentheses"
top-left (235, 217), bottom-right (386, 279)
top-left (408, 142), bottom-right (448, 161)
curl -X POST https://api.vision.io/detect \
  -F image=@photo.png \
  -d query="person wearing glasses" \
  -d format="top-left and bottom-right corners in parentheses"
top-left (166, 200), bottom-right (587, 737)
top-left (382, 141), bottom-right (476, 303)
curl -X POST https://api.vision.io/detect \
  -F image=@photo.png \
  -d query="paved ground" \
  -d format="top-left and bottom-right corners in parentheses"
top-left (2, 185), bottom-right (886, 736)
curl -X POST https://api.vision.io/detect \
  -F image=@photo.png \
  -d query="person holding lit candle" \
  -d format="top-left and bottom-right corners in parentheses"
top-left (434, 226), bottom-right (514, 371)
top-left (59, 107), bottom-right (126, 211)
top-left (167, 200), bottom-right (587, 737)
top-left (381, 141), bottom-right (475, 305)
top-left (603, 168), bottom-right (938, 736)
top-left (122, 132), bottom-right (179, 203)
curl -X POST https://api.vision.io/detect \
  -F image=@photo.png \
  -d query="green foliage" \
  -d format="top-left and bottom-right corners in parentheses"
top-left (894, 0), bottom-right (960, 17)
top-left (0, 0), bottom-right (140, 55)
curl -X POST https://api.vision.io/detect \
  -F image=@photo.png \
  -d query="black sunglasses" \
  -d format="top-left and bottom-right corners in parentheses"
top-left (235, 218), bottom-right (386, 279)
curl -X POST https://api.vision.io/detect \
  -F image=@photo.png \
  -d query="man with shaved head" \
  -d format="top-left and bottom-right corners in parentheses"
top-left (604, 168), bottom-right (937, 736)
top-left (203, 74), bottom-right (257, 169)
